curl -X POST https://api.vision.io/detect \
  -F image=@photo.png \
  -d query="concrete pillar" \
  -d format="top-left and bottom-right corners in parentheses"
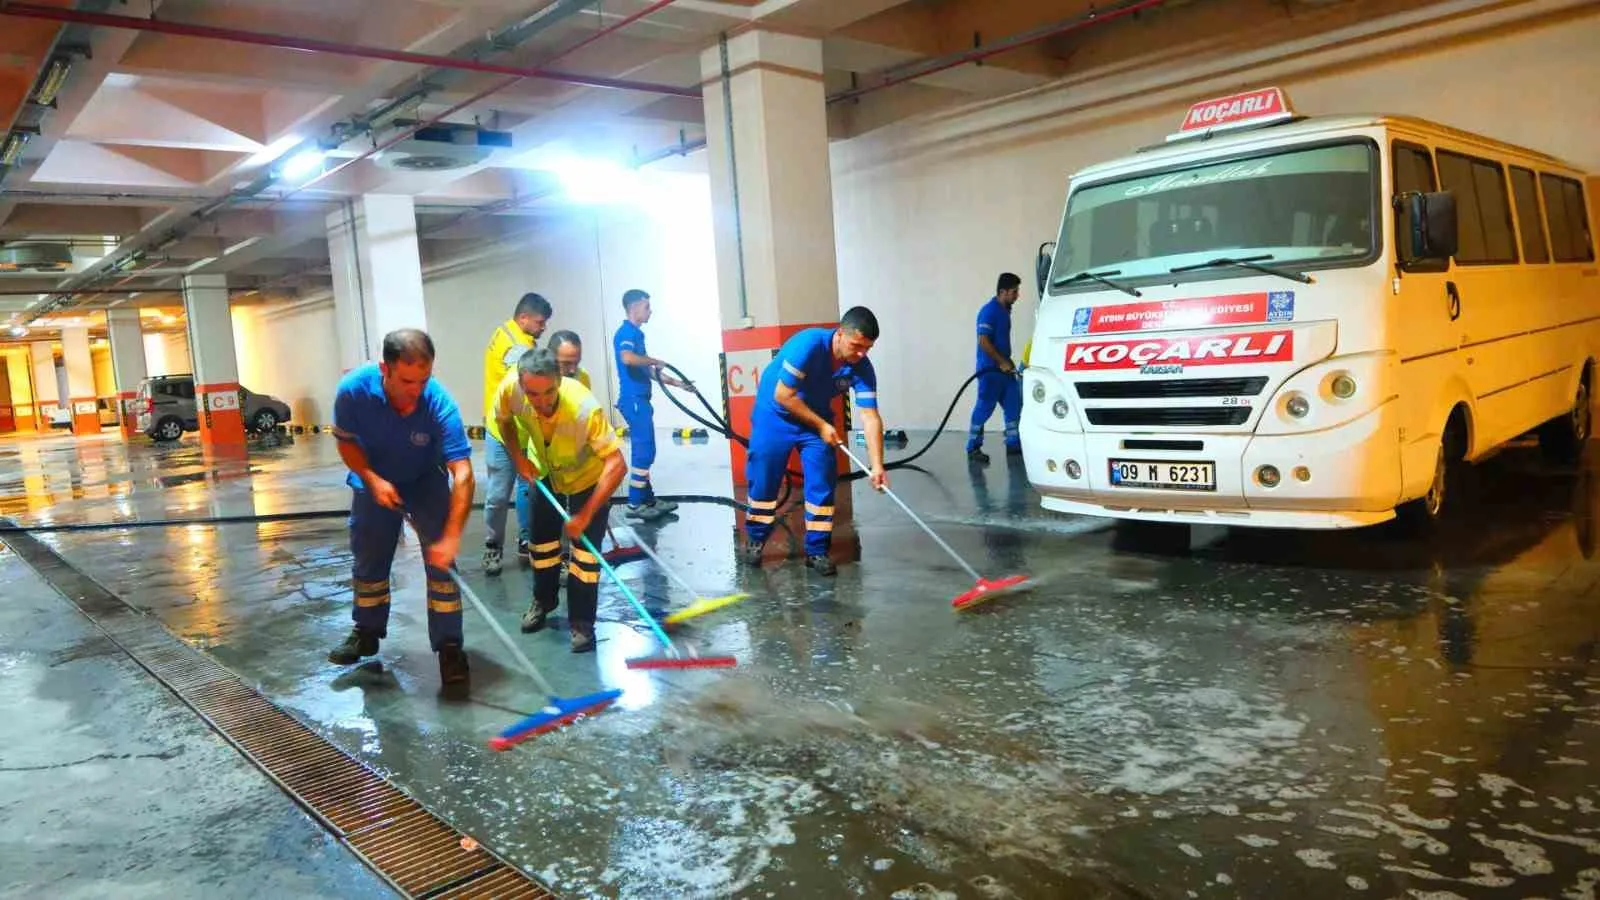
top-left (182, 274), bottom-right (246, 446)
top-left (700, 29), bottom-right (857, 558)
top-left (326, 194), bottom-right (428, 372)
top-left (107, 309), bottom-right (148, 440)
top-left (60, 327), bottom-right (100, 436)
top-left (28, 342), bottom-right (58, 432)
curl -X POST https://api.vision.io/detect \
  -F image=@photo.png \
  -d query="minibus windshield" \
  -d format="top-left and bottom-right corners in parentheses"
top-left (1049, 139), bottom-right (1378, 293)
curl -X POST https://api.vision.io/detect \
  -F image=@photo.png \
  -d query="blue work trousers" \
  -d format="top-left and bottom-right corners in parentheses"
top-left (348, 473), bottom-right (462, 650)
top-left (617, 395), bottom-right (657, 506)
top-left (967, 369), bottom-right (1022, 452)
top-left (744, 419), bottom-right (836, 557)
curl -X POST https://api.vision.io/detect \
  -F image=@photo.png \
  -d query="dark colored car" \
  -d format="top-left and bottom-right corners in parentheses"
top-left (135, 374), bottom-right (292, 441)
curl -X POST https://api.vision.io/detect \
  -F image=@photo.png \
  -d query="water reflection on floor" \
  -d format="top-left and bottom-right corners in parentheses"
top-left (6, 430), bottom-right (1600, 899)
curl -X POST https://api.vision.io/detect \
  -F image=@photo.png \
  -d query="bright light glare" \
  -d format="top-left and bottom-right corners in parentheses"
top-left (551, 157), bottom-right (640, 205)
top-left (277, 147), bottom-right (327, 182)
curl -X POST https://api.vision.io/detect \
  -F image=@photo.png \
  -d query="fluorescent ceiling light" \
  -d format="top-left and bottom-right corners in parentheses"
top-left (276, 146), bottom-right (328, 183)
top-left (549, 157), bottom-right (639, 205)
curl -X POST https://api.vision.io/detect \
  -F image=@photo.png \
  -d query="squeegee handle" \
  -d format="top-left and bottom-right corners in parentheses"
top-left (837, 444), bottom-right (983, 583)
top-left (611, 519), bottom-right (705, 602)
top-left (532, 479), bottom-right (677, 653)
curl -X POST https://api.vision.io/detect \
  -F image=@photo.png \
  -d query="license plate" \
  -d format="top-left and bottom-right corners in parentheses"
top-left (1108, 459), bottom-right (1217, 492)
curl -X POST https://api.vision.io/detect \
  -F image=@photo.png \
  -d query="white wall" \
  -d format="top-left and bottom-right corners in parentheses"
top-left (829, 0), bottom-right (1600, 426)
top-left (142, 332), bottom-right (191, 377)
top-left (232, 169), bottom-right (724, 433)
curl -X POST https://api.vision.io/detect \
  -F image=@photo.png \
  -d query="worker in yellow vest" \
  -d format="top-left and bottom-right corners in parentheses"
top-left (513, 329), bottom-right (592, 554)
top-left (479, 293), bottom-right (550, 576)
top-left (493, 347), bottom-right (625, 654)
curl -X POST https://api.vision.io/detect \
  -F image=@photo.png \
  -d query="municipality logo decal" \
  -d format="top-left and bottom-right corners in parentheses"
top-left (411, 431), bottom-right (431, 447)
top-left (1266, 291), bottom-right (1295, 322)
top-left (1071, 307), bottom-right (1092, 335)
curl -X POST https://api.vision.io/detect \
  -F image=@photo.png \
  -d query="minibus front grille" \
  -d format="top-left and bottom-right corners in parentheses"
top-left (1085, 407), bottom-right (1252, 427)
top-left (1075, 377), bottom-right (1269, 399)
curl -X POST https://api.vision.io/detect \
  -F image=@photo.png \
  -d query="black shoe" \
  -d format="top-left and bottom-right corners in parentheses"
top-left (570, 626), bottom-right (595, 654)
top-left (967, 448), bottom-right (991, 465)
top-left (805, 554), bottom-right (837, 576)
top-left (739, 540), bottom-right (765, 567)
top-left (438, 642), bottom-right (470, 684)
top-left (328, 627), bottom-right (379, 665)
top-left (520, 604), bottom-right (553, 633)
top-left (1006, 444), bottom-right (1024, 457)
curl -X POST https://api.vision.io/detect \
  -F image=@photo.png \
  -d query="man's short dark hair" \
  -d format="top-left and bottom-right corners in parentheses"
top-left (516, 347), bottom-right (561, 379)
top-left (621, 288), bottom-right (650, 311)
top-left (997, 272), bottom-right (1022, 293)
top-left (839, 306), bottom-right (879, 341)
top-left (515, 293), bottom-right (553, 320)
top-left (381, 328), bottom-right (435, 365)
top-left (547, 330), bottom-right (582, 352)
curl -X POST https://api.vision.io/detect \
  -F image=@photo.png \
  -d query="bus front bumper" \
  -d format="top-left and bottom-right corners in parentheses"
top-left (1022, 401), bottom-right (1403, 530)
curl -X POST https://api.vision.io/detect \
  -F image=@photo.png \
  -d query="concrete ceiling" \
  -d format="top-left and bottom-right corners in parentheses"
top-left (0, 0), bottom-right (1180, 326)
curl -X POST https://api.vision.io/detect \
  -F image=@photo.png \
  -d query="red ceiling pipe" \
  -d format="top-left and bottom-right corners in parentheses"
top-left (0, 1), bottom-right (698, 98)
top-left (827, 0), bottom-right (1171, 104)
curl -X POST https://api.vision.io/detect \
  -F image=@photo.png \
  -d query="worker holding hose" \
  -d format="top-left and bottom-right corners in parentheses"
top-left (612, 289), bottom-right (689, 522)
top-left (327, 329), bottom-right (476, 685)
top-left (741, 306), bottom-right (888, 576)
top-left (495, 347), bottom-right (626, 653)
top-left (479, 293), bottom-right (551, 576)
top-left (966, 272), bottom-right (1024, 465)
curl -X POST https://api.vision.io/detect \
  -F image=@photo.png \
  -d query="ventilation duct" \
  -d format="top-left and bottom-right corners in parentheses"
top-left (372, 121), bottom-right (513, 172)
top-left (0, 243), bottom-right (74, 272)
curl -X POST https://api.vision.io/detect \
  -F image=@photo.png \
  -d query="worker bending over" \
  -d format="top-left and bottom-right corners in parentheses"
top-left (328, 329), bottom-right (475, 684)
top-left (612, 288), bottom-right (687, 522)
top-left (480, 292), bottom-right (551, 575)
top-left (495, 348), bottom-right (626, 653)
top-left (967, 272), bottom-right (1023, 464)
top-left (515, 329), bottom-right (591, 545)
top-left (741, 307), bottom-right (888, 576)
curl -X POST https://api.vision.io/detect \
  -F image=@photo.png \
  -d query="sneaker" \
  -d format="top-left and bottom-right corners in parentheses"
top-left (967, 448), bottom-right (991, 465)
top-left (570, 626), bottom-right (595, 654)
top-left (482, 543), bottom-right (503, 576)
top-left (739, 539), bottom-right (765, 567)
top-left (647, 498), bottom-right (678, 515)
top-left (520, 603), bottom-right (553, 633)
top-left (327, 627), bottom-right (379, 665)
top-left (625, 504), bottom-right (664, 521)
top-left (805, 554), bottom-right (837, 576)
top-left (437, 642), bottom-right (470, 684)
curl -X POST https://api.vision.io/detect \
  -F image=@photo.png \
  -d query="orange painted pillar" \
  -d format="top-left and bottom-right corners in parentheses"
top-left (182, 274), bottom-right (247, 449)
top-left (701, 30), bottom-right (858, 561)
top-left (107, 308), bottom-right (148, 440)
top-left (60, 327), bottom-right (101, 436)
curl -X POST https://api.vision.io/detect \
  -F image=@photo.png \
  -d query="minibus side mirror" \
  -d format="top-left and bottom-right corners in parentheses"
top-left (1406, 190), bottom-right (1458, 261)
top-left (1035, 242), bottom-right (1054, 296)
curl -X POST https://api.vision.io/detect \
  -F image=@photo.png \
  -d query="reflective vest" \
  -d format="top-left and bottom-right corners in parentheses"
top-left (482, 319), bottom-right (536, 443)
top-left (494, 371), bottom-right (618, 495)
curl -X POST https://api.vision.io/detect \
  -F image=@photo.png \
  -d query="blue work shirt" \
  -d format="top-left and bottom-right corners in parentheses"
top-left (753, 327), bottom-right (878, 426)
top-left (975, 297), bottom-right (1012, 373)
top-left (613, 320), bottom-right (651, 400)
top-left (332, 363), bottom-right (472, 491)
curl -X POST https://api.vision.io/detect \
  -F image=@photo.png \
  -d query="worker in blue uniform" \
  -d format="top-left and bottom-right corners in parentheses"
top-left (740, 306), bottom-right (888, 576)
top-left (327, 329), bottom-right (476, 685)
top-left (966, 272), bottom-right (1024, 464)
top-left (612, 288), bottom-right (689, 521)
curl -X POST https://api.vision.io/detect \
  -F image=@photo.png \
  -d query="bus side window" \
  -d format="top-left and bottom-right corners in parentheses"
top-left (1509, 167), bottom-right (1550, 264)
top-left (1393, 141), bottom-right (1446, 272)
top-left (1438, 150), bottom-right (1517, 265)
top-left (1541, 173), bottom-right (1598, 263)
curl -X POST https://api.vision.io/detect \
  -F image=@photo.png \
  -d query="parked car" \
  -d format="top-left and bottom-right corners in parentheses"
top-left (135, 374), bottom-right (292, 441)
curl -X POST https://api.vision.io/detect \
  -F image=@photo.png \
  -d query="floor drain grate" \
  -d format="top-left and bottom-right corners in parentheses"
top-left (3, 522), bottom-right (558, 899)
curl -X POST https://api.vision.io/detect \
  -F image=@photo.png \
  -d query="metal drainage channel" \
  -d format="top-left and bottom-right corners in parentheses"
top-left (1, 522), bottom-right (556, 900)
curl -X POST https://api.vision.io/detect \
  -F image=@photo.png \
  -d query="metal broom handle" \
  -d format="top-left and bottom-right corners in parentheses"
top-left (836, 443), bottom-right (982, 583)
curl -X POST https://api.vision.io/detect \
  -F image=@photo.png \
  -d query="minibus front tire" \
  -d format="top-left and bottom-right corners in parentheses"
top-left (1397, 414), bottom-right (1468, 534)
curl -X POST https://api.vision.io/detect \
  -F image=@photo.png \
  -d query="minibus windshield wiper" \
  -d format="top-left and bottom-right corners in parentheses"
top-left (1168, 254), bottom-right (1312, 284)
top-left (1051, 268), bottom-right (1142, 297)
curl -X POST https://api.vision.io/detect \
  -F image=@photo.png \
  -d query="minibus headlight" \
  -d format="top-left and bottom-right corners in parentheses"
top-left (1330, 374), bottom-right (1357, 399)
top-left (1285, 393), bottom-right (1310, 419)
top-left (1031, 381), bottom-right (1047, 403)
top-left (1052, 399), bottom-right (1070, 419)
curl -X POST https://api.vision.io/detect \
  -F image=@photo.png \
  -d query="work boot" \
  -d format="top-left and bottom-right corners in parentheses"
top-left (739, 539), bottom-right (765, 567)
top-left (437, 642), bottom-right (470, 684)
top-left (646, 498), bottom-right (678, 515)
top-left (625, 504), bottom-right (664, 522)
top-left (570, 625), bottom-right (595, 654)
top-left (520, 603), bottom-right (554, 633)
top-left (327, 627), bottom-right (380, 665)
top-left (482, 543), bottom-right (503, 576)
top-left (967, 448), bottom-right (990, 465)
top-left (805, 554), bottom-right (837, 576)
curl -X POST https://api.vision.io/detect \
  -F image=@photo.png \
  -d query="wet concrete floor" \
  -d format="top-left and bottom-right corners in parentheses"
top-left (3, 428), bottom-right (1600, 899)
